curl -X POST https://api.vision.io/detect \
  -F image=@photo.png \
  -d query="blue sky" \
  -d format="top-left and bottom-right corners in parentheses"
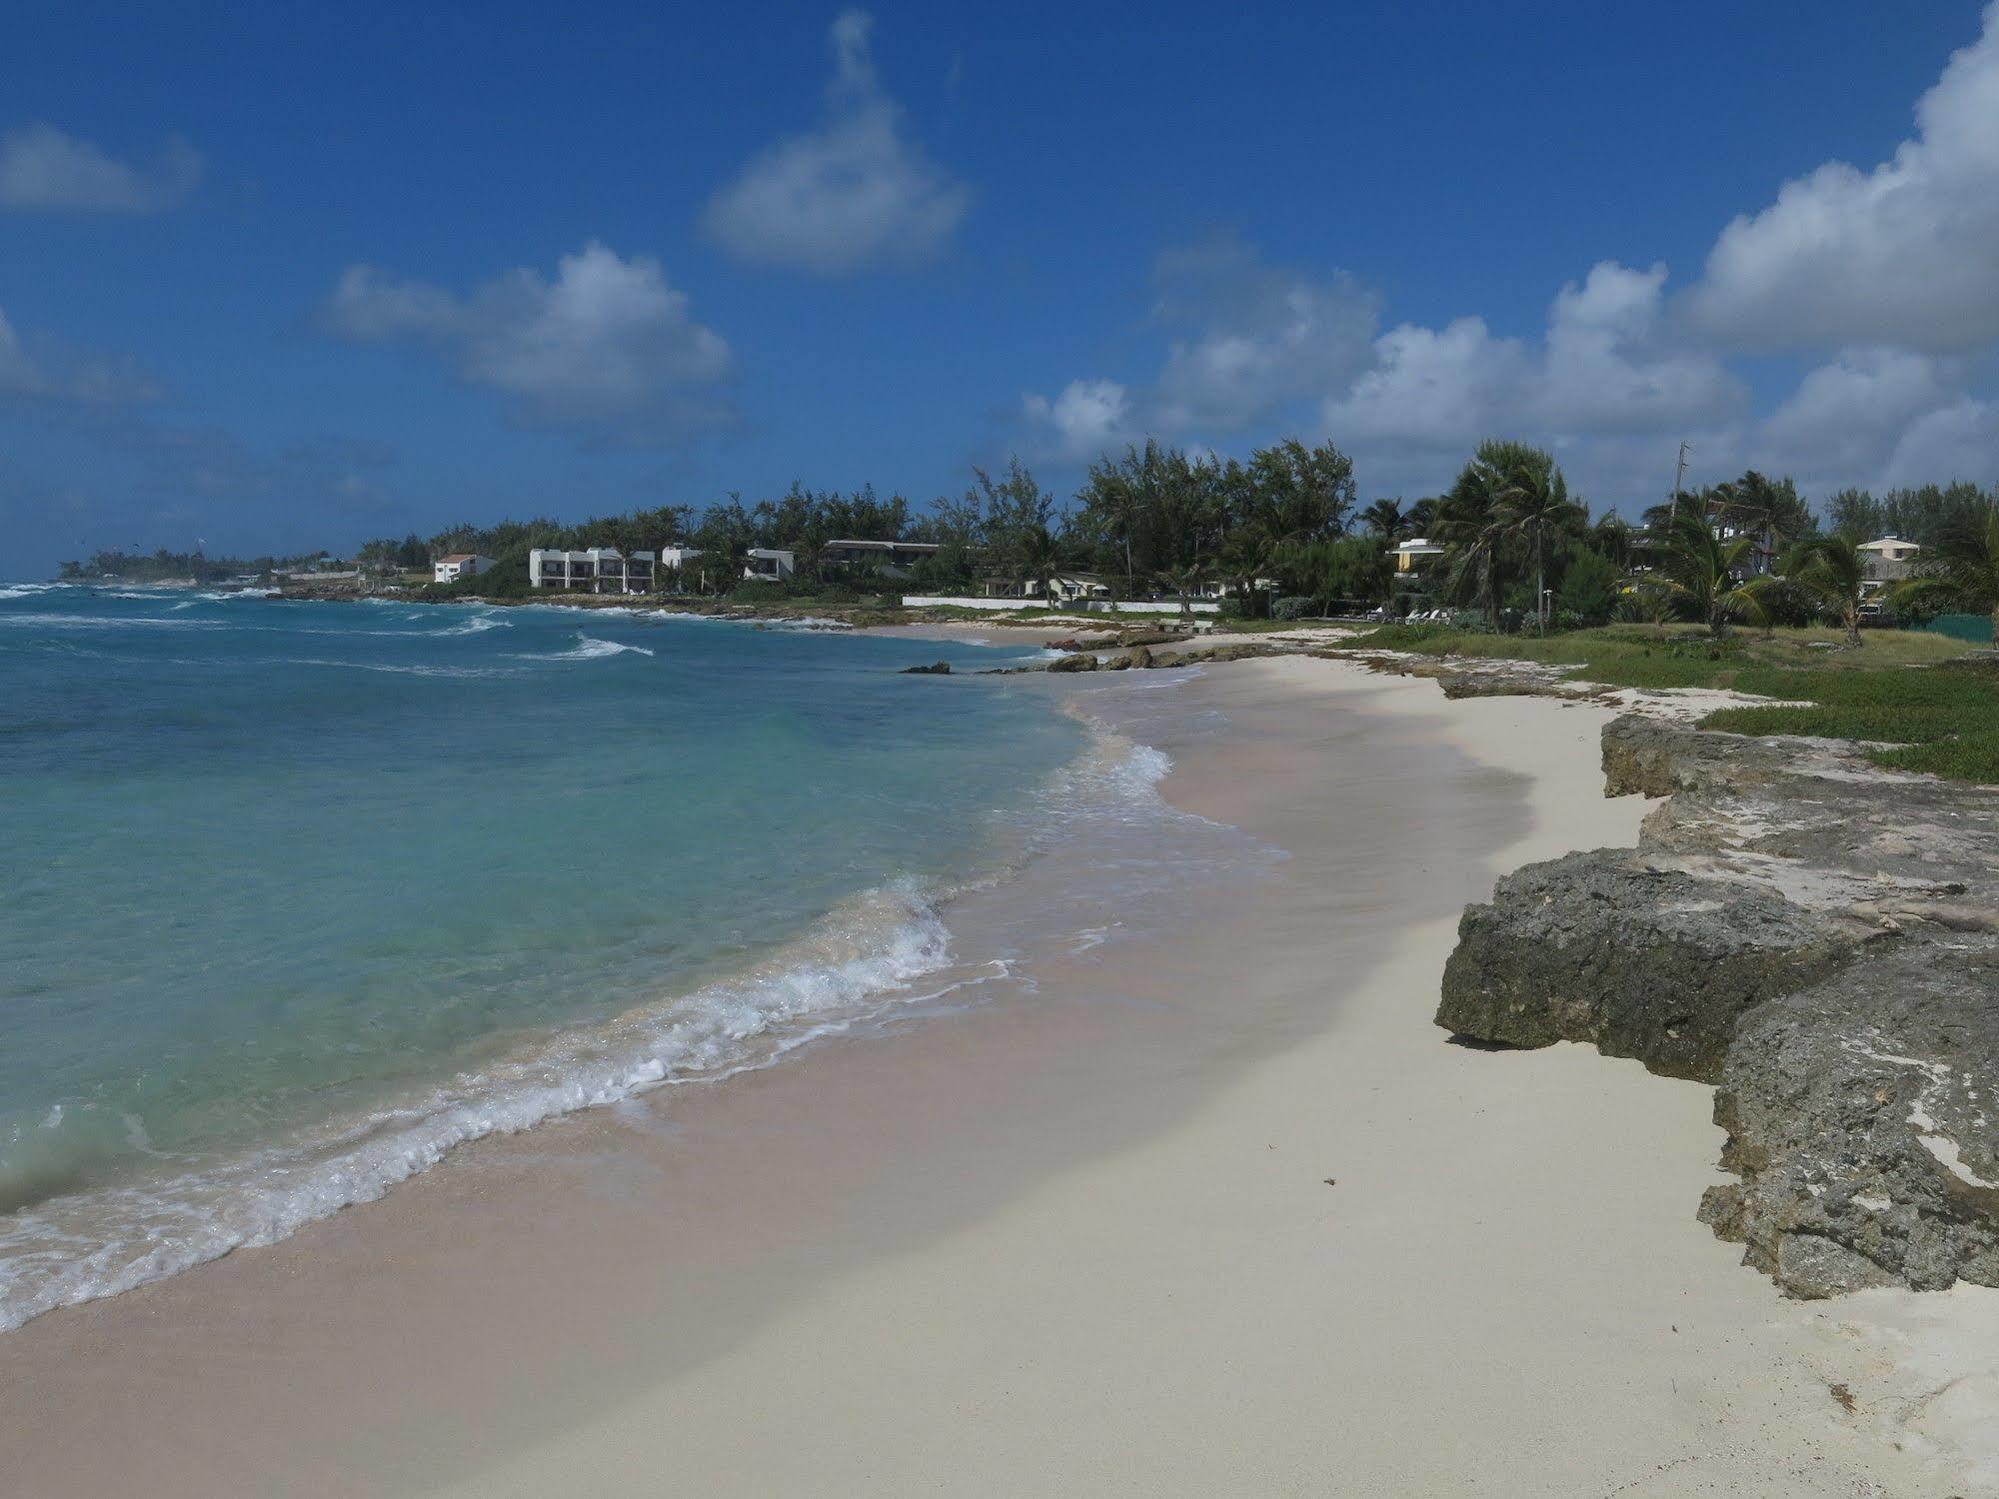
top-left (4, 1), bottom-right (1997, 576)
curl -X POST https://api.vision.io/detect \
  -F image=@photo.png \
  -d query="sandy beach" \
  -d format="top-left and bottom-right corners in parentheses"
top-left (4, 653), bottom-right (1994, 1496)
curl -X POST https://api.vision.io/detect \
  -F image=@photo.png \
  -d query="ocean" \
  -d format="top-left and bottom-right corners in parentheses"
top-left (0, 583), bottom-right (1266, 1331)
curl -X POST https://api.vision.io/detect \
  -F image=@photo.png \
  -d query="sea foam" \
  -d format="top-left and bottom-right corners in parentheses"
top-left (0, 882), bottom-right (955, 1331)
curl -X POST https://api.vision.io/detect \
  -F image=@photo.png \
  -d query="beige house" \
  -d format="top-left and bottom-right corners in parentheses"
top-left (1858, 537), bottom-right (1921, 595)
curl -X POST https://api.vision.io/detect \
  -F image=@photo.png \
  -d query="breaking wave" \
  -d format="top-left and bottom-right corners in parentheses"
top-left (515, 635), bottom-right (655, 661)
top-left (0, 881), bottom-right (959, 1331)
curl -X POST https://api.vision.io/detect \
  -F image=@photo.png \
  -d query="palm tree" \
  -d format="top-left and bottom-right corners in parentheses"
top-left (1218, 529), bottom-right (1278, 618)
top-left (1360, 499), bottom-right (1407, 538)
top-left (1891, 501), bottom-right (1999, 637)
top-left (1159, 561), bottom-right (1210, 620)
top-left (1780, 535), bottom-right (1868, 649)
top-left (1654, 511), bottom-right (1768, 635)
top-left (1493, 466), bottom-right (1585, 632)
top-left (1435, 501), bottom-right (1507, 629)
top-left (1016, 525), bottom-right (1063, 609)
top-left (1591, 514), bottom-right (1636, 570)
top-left (1436, 442), bottom-right (1549, 630)
top-left (1616, 581), bottom-right (1676, 640)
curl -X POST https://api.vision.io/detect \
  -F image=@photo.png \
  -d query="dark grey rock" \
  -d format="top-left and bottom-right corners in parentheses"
top-left (1700, 941), bottom-right (1999, 1297)
top-left (1046, 652), bottom-right (1100, 673)
top-left (1443, 711), bottom-right (1999, 1296)
top-left (900, 661), bottom-right (952, 675)
top-left (1437, 851), bottom-right (1860, 1082)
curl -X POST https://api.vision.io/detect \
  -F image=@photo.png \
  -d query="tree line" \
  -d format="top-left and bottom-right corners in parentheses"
top-left (56, 547), bottom-right (332, 583)
top-left (355, 436), bottom-right (1996, 631)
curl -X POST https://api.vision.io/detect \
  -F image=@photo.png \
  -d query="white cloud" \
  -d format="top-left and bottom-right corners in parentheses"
top-left (1151, 237), bottom-right (1379, 431)
top-left (323, 242), bottom-right (734, 446)
top-left (1326, 317), bottom-right (1527, 446)
top-left (0, 124), bottom-right (201, 213)
top-left (1020, 379), bottom-right (1132, 460)
top-left (1019, 239), bottom-right (1378, 458)
top-left (1758, 348), bottom-right (1960, 480)
top-left (702, 10), bottom-right (968, 275)
top-left (0, 305), bottom-right (157, 405)
top-left (1538, 262), bottom-right (1741, 433)
top-left (1686, 2), bottom-right (1999, 351)
top-left (1324, 261), bottom-right (1740, 453)
top-left (1879, 396), bottom-right (1999, 490)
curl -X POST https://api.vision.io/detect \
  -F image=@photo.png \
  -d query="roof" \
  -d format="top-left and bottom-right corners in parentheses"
top-left (1858, 537), bottom-right (1920, 552)
top-left (437, 553), bottom-right (478, 563)
top-left (823, 538), bottom-right (941, 554)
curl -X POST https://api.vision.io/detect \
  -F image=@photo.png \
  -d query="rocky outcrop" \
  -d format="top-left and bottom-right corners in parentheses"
top-left (900, 661), bottom-right (952, 675)
top-left (1699, 944), bottom-right (1999, 1297)
top-left (1046, 652), bottom-right (1100, 673)
top-left (1437, 715), bottom-right (1999, 1297)
top-left (1438, 854), bottom-right (1861, 1082)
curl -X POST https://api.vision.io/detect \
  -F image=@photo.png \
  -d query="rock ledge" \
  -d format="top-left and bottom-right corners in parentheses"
top-left (1437, 715), bottom-right (1999, 1298)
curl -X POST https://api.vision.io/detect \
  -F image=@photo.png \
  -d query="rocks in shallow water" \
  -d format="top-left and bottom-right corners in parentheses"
top-left (900, 661), bottom-right (952, 675)
top-left (1046, 652), bottom-right (1100, 673)
top-left (1442, 713), bottom-right (1999, 1297)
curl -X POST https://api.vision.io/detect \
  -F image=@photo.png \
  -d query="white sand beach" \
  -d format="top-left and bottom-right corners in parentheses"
top-left (3, 655), bottom-right (1993, 1497)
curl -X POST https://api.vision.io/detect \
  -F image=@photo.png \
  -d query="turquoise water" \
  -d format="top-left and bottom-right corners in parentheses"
top-left (0, 584), bottom-right (1091, 1327)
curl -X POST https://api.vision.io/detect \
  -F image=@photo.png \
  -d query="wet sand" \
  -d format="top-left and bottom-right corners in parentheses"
top-left (2, 656), bottom-right (1991, 1497)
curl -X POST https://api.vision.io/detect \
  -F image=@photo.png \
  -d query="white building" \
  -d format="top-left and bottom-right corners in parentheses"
top-left (981, 574), bottom-right (1113, 604)
top-left (528, 547), bottom-right (656, 594)
top-left (744, 548), bottom-right (795, 582)
top-left (433, 553), bottom-right (497, 584)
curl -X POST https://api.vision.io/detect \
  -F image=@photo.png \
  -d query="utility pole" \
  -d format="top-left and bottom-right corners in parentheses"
top-left (1673, 441), bottom-right (1691, 512)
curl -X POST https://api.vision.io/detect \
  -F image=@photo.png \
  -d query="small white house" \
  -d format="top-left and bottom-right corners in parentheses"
top-left (434, 553), bottom-right (497, 584)
top-left (744, 548), bottom-right (796, 582)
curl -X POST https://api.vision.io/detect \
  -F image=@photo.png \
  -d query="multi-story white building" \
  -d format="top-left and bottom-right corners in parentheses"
top-left (1858, 537), bottom-right (1921, 599)
top-left (528, 548), bottom-right (656, 594)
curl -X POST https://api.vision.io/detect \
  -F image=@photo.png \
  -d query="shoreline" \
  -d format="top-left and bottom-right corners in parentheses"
top-left (2, 657), bottom-right (1993, 1494)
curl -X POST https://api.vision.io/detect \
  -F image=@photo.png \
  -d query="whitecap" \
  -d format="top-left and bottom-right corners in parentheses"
top-left (433, 613), bottom-right (510, 637)
top-left (514, 635), bottom-right (655, 661)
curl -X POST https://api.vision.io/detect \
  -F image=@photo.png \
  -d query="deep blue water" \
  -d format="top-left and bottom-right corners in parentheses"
top-left (0, 583), bottom-right (1085, 1326)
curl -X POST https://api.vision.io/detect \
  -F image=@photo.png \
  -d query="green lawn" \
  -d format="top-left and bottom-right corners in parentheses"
top-left (1335, 623), bottom-right (1999, 784)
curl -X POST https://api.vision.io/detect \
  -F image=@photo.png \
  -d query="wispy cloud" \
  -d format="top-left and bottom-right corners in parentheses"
top-left (0, 305), bottom-right (158, 406)
top-left (702, 11), bottom-right (969, 275)
top-left (0, 124), bottom-right (201, 214)
top-left (1019, 237), bottom-right (1382, 459)
top-left (322, 242), bottom-right (735, 447)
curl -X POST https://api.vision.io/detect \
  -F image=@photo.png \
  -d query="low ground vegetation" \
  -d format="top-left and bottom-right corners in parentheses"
top-left (1340, 623), bottom-right (1997, 783)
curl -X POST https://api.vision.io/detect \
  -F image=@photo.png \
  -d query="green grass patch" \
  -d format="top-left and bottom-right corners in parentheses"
top-left (1872, 731), bottom-right (1999, 783)
top-left (1332, 624), bottom-right (1998, 784)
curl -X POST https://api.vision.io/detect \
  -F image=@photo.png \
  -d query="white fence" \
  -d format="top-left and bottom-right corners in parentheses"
top-left (900, 595), bottom-right (1219, 616)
